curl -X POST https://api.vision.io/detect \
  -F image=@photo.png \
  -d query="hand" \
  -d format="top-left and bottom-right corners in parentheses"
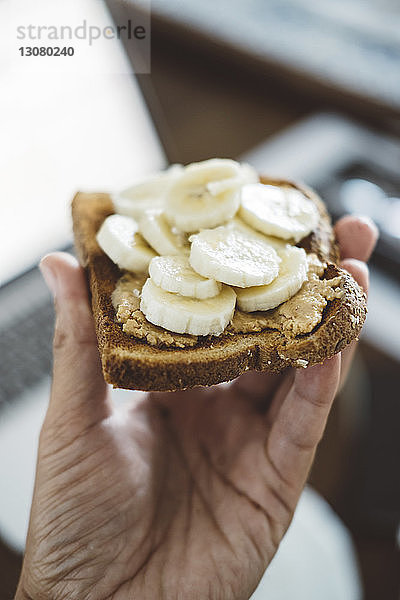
top-left (16, 216), bottom-right (377, 600)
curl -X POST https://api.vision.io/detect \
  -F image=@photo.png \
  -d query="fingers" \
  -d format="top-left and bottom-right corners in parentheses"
top-left (335, 215), bottom-right (377, 390)
top-left (335, 215), bottom-right (378, 262)
top-left (266, 355), bottom-right (341, 491)
top-left (338, 258), bottom-right (369, 390)
top-left (340, 258), bottom-right (369, 293)
top-left (40, 252), bottom-right (110, 428)
top-left (263, 217), bottom-right (376, 489)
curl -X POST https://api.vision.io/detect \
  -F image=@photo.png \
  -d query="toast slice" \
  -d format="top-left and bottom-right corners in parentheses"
top-left (72, 177), bottom-right (367, 391)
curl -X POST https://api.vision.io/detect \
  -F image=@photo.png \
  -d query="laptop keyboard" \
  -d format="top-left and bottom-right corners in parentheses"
top-left (0, 299), bottom-right (54, 409)
top-left (0, 250), bottom-right (75, 411)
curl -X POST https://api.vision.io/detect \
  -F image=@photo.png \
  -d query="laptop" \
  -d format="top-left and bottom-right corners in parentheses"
top-left (0, 0), bottom-right (165, 550)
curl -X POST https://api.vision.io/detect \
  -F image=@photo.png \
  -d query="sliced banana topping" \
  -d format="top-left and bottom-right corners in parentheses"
top-left (96, 214), bottom-right (156, 272)
top-left (240, 183), bottom-right (319, 243)
top-left (139, 209), bottom-right (188, 256)
top-left (102, 160), bottom-right (324, 338)
top-left (189, 221), bottom-right (281, 288)
top-left (112, 164), bottom-right (183, 219)
top-left (235, 246), bottom-right (308, 312)
top-left (140, 278), bottom-right (236, 336)
top-left (149, 255), bottom-right (221, 299)
top-left (165, 158), bottom-right (258, 232)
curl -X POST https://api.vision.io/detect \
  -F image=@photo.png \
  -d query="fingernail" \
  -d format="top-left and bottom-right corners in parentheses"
top-left (354, 215), bottom-right (379, 236)
top-left (39, 259), bottom-right (58, 298)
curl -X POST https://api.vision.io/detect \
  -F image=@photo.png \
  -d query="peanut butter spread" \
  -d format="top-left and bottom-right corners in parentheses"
top-left (112, 274), bottom-right (199, 348)
top-left (111, 254), bottom-right (343, 348)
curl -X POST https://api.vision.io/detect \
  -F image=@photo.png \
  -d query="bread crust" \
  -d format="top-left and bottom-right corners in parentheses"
top-left (72, 177), bottom-right (366, 391)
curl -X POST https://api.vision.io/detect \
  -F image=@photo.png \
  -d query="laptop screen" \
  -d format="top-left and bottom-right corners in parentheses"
top-left (0, 0), bottom-right (165, 286)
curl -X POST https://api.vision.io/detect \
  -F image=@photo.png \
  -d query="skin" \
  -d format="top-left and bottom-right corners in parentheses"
top-left (16, 216), bottom-right (377, 600)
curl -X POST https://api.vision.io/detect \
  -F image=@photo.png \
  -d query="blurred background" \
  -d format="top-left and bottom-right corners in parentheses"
top-left (0, 0), bottom-right (399, 598)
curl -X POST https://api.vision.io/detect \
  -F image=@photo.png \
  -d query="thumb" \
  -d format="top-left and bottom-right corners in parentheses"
top-left (40, 252), bottom-right (110, 429)
top-left (267, 355), bottom-right (341, 491)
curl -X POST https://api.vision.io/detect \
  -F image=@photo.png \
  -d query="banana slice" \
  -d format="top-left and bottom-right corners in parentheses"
top-left (140, 278), bottom-right (236, 336)
top-left (149, 255), bottom-right (221, 299)
top-left (189, 221), bottom-right (281, 288)
top-left (112, 164), bottom-right (183, 219)
top-left (240, 183), bottom-right (319, 243)
top-left (96, 214), bottom-right (156, 272)
top-left (233, 217), bottom-right (288, 251)
top-left (139, 209), bottom-right (189, 256)
top-left (235, 245), bottom-right (308, 312)
top-left (165, 158), bottom-right (258, 232)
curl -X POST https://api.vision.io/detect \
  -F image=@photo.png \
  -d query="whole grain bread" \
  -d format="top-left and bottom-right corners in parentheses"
top-left (72, 177), bottom-right (367, 391)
